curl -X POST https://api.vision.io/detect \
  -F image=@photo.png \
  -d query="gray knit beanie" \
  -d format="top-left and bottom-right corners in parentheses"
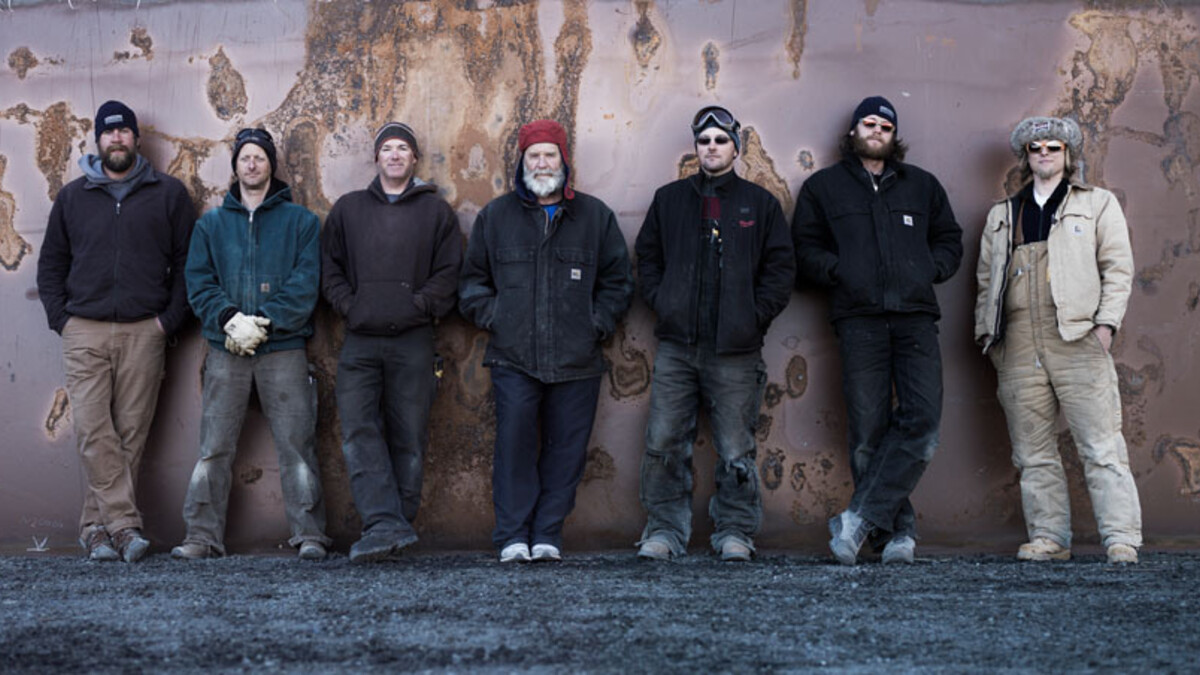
top-left (1010, 116), bottom-right (1083, 157)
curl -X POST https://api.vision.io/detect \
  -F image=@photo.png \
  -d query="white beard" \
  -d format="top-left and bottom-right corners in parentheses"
top-left (523, 166), bottom-right (565, 198)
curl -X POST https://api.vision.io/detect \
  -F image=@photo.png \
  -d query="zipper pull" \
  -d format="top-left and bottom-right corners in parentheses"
top-left (115, 201), bottom-right (121, 216)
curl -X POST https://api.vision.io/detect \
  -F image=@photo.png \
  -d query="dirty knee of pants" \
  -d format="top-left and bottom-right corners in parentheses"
top-left (640, 451), bottom-right (693, 502)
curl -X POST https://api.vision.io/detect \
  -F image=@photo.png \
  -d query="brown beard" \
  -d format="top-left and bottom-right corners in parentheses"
top-left (101, 144), bottom-right (136, 173)
top-left (852, 133), bottom-right (895, 161)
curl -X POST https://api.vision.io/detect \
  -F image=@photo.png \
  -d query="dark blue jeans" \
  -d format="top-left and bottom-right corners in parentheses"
top-left (835, 313), bottom-right (942, 540)
top-left (336, 327), bottom-right (436, 545)
top-left (489, 366), bottom-right (601, 550)
top-left (639, 341), bottom-right (766, 555)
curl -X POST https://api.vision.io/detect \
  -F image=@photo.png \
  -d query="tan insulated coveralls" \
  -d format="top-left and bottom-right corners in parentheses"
top-left (975, 183), bottom-right (1142, 549)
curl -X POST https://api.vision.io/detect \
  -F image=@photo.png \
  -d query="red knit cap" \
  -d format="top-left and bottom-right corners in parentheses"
top-left (518, 119), bottom-right (573, 199)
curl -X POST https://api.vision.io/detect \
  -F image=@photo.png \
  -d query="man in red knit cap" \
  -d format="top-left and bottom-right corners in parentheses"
top-left (459, 119), bottom-right (633, 562)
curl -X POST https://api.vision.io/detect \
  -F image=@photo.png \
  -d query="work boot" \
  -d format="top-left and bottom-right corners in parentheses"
top-left (531, 543), bottom-right (562, 562)
top-left (882, 535), bottom-right (916, 564)
top-left (350, 532), bottom-right (406, 564)
top-left (499, 542), bottom-right (531, 563)
top-left (1107, 543), bottom-right (1139, 565)
top-left (298, 541), bottom-right (326, 561)
top-left (828, 510), bottom-right (872, 566)
top-left (111, 528), bottom-right (150, 563)
top-left (636, 538), bottom-right (672, 561)
top-left (1017, 537), bottom-right (1071, 561)
top-left (171, 542), bottom-right (218, 560)
top-left (80, 525), bottom-right (119, 562)
top-left (720, 540), bottom-right (752, 562)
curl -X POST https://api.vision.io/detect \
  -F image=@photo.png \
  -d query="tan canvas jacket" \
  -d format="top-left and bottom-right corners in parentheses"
top-left (974, 180), bottom-right (1133, 353)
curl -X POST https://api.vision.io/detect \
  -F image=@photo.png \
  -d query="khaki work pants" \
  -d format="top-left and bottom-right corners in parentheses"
top-left (990, 241), bottom-right (1142, 549)
top-left (61, 316), bottom-right (166, 537)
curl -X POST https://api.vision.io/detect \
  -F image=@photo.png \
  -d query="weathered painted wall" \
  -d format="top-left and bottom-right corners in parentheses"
top-left (1, 0), bottom-right (1197, 554)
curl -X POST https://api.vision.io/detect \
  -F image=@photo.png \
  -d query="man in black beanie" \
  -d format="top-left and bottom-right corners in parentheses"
top-left (792, 96), bottom-right (963, 565)
top-left (323, 122), bottom-right (462, 563)
top-left (173, 127), bottom-right (331, 561)
top-left (37, 100), bottom-right (196, 563)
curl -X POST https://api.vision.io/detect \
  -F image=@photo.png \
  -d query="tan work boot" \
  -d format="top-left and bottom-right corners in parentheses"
top-left (1017, 537), bottom-right (1071, 561)
top-left (1106, 543), bottom-right (1138, 565)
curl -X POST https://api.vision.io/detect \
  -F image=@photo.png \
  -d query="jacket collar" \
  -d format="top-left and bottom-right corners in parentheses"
top-left (225, 177), bottom-right (292, 212)
top-left (367, 175), bottom-right (436, 204)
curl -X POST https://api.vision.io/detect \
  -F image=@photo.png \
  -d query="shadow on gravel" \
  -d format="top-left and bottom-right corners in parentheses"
top-left (1, 551), bottom-right (1197, 672)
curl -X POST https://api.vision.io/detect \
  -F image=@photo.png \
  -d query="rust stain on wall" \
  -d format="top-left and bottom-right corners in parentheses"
top-left (755, 413), bottom-right (772, 443)
top-left (0, 102), bottom-right (91, 202)
top-left (763, 383), bottom-right (783, 409)
top-left (1187, 282), bottom-right (1199, 311)
top-left (280, 119), bottom-right (331, 216)
top-left (114, 26), bottom-right (153, 61)
top-left (606, 323), bottom-right (650, 400)
top-left (1135, 208), bottom-right (1198, 292)
top-left (1058, 10), bottom-right (1200, 190)
top-left (8, 47), bottom-right (39, 80)
top-left (785, 354), bottom-right (808, 399)
top-left (206, 46), bottom-right (249, 122)
top-left (44, 388), bottom-right (69, 440)
top-left (786, 0), bottom-right (807, 80)
top-left (702, 41), bottom-right (719, 91)
top-left (630, 0), bottom-right (662, 70)
top-left (739, 127), bottom-right (793, 218)
top-left (1151, 435), bottom-right (1200, 495)
top-left (581, 446), bottom-right (616, 484)
top-left (761, 447), bottom-right (785, 490)
top-left (160, 134), bottom-right (223, 219)
top-left (0, 156), bottom-right (32, 272)
top-left (1114, 338), bottom-right (1165, 451)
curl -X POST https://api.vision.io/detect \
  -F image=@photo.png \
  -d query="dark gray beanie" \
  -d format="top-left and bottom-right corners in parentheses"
top-left (850, 96), bottom-right (897, 131)
top-left (94, 100), bottom-right (139, 141)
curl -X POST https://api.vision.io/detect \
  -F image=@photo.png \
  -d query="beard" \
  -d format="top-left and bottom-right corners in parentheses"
top-left (1032, 164), bottom-right (1060, 181)
top-left (852, 133), bottom-right (895, 162)
top-left (101, 143), bottom-right (137, 173)
top-left (523, 165), bottom-right (565, 198)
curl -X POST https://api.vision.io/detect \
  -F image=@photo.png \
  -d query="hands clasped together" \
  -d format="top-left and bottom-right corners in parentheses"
top-left (223, 312), bottom-right (272, 356)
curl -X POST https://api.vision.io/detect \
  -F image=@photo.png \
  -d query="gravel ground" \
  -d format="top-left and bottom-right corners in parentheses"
top-left (1, 549), bottom-right (1196, 673)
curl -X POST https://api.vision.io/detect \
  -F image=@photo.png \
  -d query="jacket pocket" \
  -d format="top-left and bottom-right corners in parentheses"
top-left (346, 280), bottom-right (423, 334)
top-left (496, 247), bottom-right (536, 289)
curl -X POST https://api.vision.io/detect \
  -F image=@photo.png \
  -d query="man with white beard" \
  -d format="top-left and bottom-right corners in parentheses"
top-left (459, 120), bottom-right (633, 563)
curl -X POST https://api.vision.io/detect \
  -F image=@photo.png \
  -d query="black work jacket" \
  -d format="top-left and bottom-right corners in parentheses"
top-left (792, 158), bottom-right (963, 321)
top-left (634, 170), bottom-right (794, 354)
top-left (458, 190), bottom-right (633, 383)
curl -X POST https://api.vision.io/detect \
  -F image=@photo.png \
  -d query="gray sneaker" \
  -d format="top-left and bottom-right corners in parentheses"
top-left (882, 535), bottom-right (916, 564)
top-left (531, 543), bottom-right (561, 562)
top-left (828, 510), bottom-right (873, 566)
top-left (637, 539), bottom-right (672, 561)
top-left (111, 528), bottom-right (150, 563)
top-left (80, 526), bottom-right (119, 562)
top-left (171, 542), bottom-right (218, 560)
top-left (720, 540), bottom-right (752, 562)
top-left (349, 532), bottom-right (415, 564)
top-left (298, 541), bottom-right (326, 560)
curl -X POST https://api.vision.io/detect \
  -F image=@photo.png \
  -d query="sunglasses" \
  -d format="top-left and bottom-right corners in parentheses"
top-left (860, 119), bottom-right (895, 132)
top-left (696, 135), bottom-right (732, 146)
top-left (1027, 141), bottom-right (1064, 154)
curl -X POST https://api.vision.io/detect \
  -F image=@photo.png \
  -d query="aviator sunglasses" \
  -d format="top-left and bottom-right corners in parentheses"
top-left (860, 119), bottom-right (895, 132)
top-left (1027, 141), bottom-right (1065, 154)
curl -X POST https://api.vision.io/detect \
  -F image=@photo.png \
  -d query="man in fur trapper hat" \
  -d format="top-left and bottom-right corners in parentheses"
top-left (975, 116), bottom-right (1142, 565)
top-left (459, 120), bottom-right (633, 563)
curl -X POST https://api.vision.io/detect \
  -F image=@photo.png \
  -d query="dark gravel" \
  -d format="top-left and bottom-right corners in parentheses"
top-left (1, 550), bottom-right (1195, 673)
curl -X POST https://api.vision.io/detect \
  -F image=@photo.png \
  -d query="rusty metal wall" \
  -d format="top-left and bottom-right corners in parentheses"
top-left (1, 0), bottom-right (1197, 554)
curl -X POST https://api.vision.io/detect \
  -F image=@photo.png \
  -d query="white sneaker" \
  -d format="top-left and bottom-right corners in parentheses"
top-left (882, 535), bottom-right (916, 564)
top-left (499, 542), bottom-right (531, 563)
top-left (531, 543), bottom-right (562, 562)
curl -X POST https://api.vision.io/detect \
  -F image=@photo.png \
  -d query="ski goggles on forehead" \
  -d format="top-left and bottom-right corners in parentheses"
top-left (1026, 141), bottom-right (1065, 154)
top-left (691, 106), bottom-right (739, 135)
top-left (236, 127), bottom-right (273, 144)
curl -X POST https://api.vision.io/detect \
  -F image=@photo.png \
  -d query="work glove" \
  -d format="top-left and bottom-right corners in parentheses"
top-left (223, 312), bottom-right (270, 356)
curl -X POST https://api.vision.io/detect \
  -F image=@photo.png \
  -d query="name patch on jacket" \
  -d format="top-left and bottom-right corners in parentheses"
top-left (739, 206), bottom-right (755, 228)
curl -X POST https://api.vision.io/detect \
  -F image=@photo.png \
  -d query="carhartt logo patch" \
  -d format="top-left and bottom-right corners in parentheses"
top-left (903, 215), bottom-right (914, 227)
top-left (570, 268), bottom-right (582, 281)
top-left (260, 282), bottom-right (271, 293)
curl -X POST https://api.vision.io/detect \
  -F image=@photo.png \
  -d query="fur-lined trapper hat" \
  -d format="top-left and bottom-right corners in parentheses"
top-left (1010, 116), bottom-right (1083, 157)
